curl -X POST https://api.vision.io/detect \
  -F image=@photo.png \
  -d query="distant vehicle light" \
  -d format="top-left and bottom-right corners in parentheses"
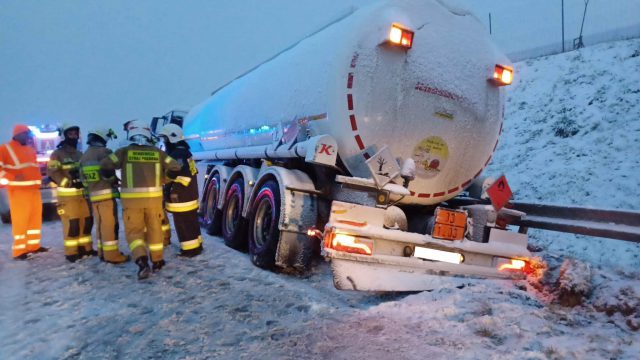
top-left (491, 64), bottom-right (514, 86)
top-left (413, 246), bottom-right (463, 264)
top-left (389, 24), bottom-right (414, 49)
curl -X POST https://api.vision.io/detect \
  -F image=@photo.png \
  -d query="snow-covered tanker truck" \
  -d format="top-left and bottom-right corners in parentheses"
top-left (175, 0), bottom-right (531, 291)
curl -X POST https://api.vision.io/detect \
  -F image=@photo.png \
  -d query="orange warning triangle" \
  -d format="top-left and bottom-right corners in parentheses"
top-left (486, 175), bottom-right (512, 212)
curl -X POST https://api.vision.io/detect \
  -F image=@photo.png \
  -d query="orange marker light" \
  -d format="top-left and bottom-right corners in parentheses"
top-left (389, 24), bottom-right (414, 49)
top-left (491, 64), bottom-right (514, 86)
top-left (498, 259), bottom-right (526, 271)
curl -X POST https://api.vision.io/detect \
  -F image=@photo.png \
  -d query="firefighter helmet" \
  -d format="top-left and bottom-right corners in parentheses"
top-left (87, 128), bottom-right (117, 143)
top-left (60, 124), bottom-right (80, 138)
top-left (158, 124), bottom-right (184, 144)
top-left (126, 120), bottom-right (152, 141)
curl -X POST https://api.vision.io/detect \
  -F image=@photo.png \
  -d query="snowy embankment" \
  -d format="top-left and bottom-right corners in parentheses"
top-left (1, 39), bottom-right (639, 360)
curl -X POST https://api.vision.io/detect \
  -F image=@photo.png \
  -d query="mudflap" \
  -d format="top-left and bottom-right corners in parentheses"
top-left (275, 230), bottom-right (314, 270)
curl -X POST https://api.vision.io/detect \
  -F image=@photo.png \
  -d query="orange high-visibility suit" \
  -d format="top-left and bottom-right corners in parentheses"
top-left (0, 133), bottom-right (43, 258)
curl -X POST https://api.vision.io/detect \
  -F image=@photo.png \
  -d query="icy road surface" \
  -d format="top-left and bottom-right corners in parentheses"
top-left (1, 217), bottom-right (638, 360)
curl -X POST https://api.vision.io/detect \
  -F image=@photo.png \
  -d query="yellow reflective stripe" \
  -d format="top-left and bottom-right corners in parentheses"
top-left (89, 188), bottom-right (119, 202)
top-left (180, 237), bottom-right (202, 250)
top-left (13, 244), bottom-right (27, 250)
top-left (164, 156), bottom-right (174, 164)
top-left (27, 239), bottom-right (41, 245)
top-left (64, 239), bottom-right (79, 247)
top-left (161, 224), bottom-right (171, 231)
top-left (48, 159), bottom-right (61, 169)
top-left (155, 163), bottom-right (160, 188)
top-left (126, 163), bottom-right (133, 188)
top-left (129, 239), bottom-right (145, 251)
top-left (78, 236), bottom-right (92, 244)
top-left (148, 243), bottom-right (163, 252)
top-left (120, 191), bottom-right (163, 199)
top-left (57, 187), bottom-right (84, 196)
top-left (166, 200), bottom-right (199, 212)
top-left (108, 153), bottom-right (119, 165)
top-left (83, 165), bottom-right (101, 171)
top-left (97, 243), bottom-right (102, 249)
top-left (8, 180), bottom-right (42, 186)
top-left (61, 163), bottom-right (79, 170)
top-left (60, 177), bottom-right (69, 187)
top-left (27, 229), bottom-right (41, 235)
top-left (102, 241), bottom-right (119, 251)
top-left (14, 235), bottom-right (26, 240)
top-left (90, 193), bottom-right (118, 202)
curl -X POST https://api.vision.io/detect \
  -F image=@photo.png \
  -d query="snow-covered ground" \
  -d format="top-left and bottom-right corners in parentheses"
top-left (1, 38), bottom-right (639, 359)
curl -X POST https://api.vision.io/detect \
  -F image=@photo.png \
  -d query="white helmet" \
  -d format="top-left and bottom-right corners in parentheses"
top-left (158, 124), bottom-right (184, 144)
top-left (87, 128), bottom-right (117, 143)
top-left (126, 120), bottom-right (152, 141)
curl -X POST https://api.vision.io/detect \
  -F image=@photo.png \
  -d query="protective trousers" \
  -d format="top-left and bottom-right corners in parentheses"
top-left (123, 199), bottom-right (164, 262)
top-left (172, 209), bottom-right (203, 251)
top-left (57, 196), bottom-right (93, 256)
top-left (92, 199), bottom-right (127, 263)
top-left (162, 209), bottom-right (171, 246)
top-left (8, 188), bottom-right (42, 257)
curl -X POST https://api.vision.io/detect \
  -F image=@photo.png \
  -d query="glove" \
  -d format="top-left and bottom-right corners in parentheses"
top-left (72, 178), bottom-right (84, 189)
top-left (0, 178), bottom-right (8, 186)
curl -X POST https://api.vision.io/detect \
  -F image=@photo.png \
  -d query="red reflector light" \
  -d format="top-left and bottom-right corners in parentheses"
top-left (389, 24), bottom-right (414, 49)
top-left (491, 64), bottom-right (514, 86)
top-left (324, 227), bottom-right (373, 256)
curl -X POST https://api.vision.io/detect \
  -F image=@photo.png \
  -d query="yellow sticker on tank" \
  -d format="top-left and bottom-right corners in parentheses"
top-left (413, 136), bottom-right (449, 179)
top-left (127, 150), bottom-right (160, 163)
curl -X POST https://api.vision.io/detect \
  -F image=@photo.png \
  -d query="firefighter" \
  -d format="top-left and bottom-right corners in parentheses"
top-left (158, 124), bottom-right (204, 257)
top-left (123, 120), bottom-right (172, 246)
top-left (48, 124), bottom-right (95, 262)
top-left (0, 125), bottom-right (49, 259)
top-left (101, 121), bottom-right (181, 279)
top-left (80, 128), bottom-right (129, 264)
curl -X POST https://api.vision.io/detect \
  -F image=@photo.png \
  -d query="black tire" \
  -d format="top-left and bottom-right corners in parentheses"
top-left (0, 211), bottom-right (10, 224)
top-left (221, 178), bottom-right (247, 250)
top-left (248, 180), bottom-right (281, 269)
top-left (200, 172), bottom-right (222, 235)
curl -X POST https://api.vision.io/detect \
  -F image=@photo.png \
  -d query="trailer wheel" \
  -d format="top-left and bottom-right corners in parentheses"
top-left (248, 180), bottom-right (280, 269)
top-left (201, 172), bottom-right (222, 235)
top-left (222, 178), bottom-right (247, 250)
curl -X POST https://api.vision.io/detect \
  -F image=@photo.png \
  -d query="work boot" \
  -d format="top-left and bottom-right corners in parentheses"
top-left (152, 259), bottom-right (166, 272)
top-left (177, 246), bottom-right (203, 258)
top-left (66, 254), bottom-right (80, 263)
top-left (105, 252), bottom-right (130, 265)
top-left (34, 247), bottom-right (50, 253)
top-left (136, 256), bottom-right (151, 280)
top-left (13, 253), bottom-right (32, 261)
top-left (79, 247), bottom-right (98, 258)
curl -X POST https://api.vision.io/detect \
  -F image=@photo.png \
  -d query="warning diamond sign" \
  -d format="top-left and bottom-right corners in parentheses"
top-left (486, 175), bottom-right (512, 211)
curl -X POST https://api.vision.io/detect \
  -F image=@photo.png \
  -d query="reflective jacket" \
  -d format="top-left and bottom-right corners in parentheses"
top-left (0, 140), bottom-right (41, 189)
top-left (100, 144), bottom-right (180, 201)
top-left (47, 143), bottom-right (84, 198)
top-left (165, 141), bottom-right (199, 213)
top-left (79, 145), bottom-right (119, 202)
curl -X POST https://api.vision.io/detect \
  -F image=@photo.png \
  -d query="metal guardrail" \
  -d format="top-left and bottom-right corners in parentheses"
top-left (510, 202), bottom-right (640, 243)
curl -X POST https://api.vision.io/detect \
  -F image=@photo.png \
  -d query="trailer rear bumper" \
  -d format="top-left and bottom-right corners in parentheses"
top-left (325, 249), bottom-right (525, 291)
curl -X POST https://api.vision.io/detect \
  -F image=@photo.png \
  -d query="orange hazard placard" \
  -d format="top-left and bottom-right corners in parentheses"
top-left (486, 175), bottom-right (512, 212)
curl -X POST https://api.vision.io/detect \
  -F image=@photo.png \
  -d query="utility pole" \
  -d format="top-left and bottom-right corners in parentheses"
top-left (561, 0), bottom-right (565, 52)
top-left (489, 13), bottom-right (492, 35)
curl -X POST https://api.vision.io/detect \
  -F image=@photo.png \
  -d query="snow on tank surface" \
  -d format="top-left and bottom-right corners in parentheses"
top-left (184, 0), bottom-right (510, 206)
